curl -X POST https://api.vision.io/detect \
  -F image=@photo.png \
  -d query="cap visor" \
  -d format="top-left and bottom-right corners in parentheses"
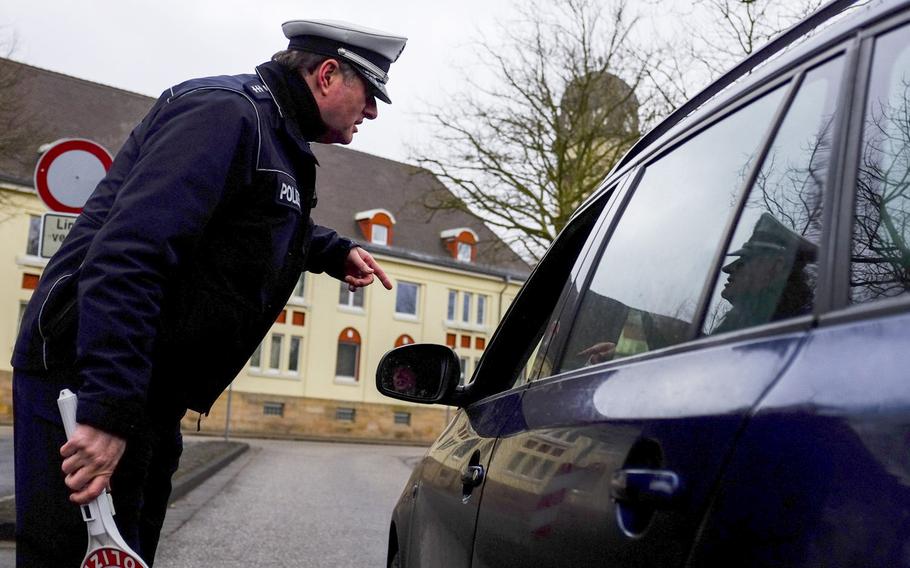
top-left (357, 69), bottom-right (391, 104)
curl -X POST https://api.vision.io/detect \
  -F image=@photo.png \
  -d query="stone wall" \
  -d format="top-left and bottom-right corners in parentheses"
top-left (0, 370), bottom-right (11, 424)
top-left (181, 389), bottom-right (450, 445)
top-left (0, 373), bottom-right (449, 444)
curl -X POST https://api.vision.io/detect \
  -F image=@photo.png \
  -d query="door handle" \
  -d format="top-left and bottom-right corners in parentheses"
top-left (461, 464), bottom-right (485, 488)
top-left (610, 468), bottom-right (681, 508)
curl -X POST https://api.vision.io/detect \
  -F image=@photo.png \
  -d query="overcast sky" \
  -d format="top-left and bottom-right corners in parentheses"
top-left (1, 0), bottom-right (511, 164)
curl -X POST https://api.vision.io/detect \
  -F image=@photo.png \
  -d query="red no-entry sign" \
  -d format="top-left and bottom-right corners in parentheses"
top-left (34, 138), bottom-right (112, 213)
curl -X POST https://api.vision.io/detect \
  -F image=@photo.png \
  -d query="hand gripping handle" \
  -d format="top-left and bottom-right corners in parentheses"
top-left (57, 389), bottom-right (150, 568)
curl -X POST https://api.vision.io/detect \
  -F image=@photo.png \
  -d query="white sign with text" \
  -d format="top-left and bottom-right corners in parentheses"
top-left (39, 212), bottom-right (78, 259)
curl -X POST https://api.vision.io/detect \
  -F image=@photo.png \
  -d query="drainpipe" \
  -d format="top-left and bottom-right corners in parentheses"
top-left (223, 381), bottom-right (233, 441)
top-left (497, 275), bottom-right (512, 322)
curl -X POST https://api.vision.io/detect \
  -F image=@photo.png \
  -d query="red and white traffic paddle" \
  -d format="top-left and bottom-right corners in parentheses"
top-left (58, 389), bottom-right (150, 568)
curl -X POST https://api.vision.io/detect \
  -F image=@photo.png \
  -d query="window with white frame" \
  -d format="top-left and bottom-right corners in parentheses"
top-left (250, 341), bottom-right (263, 369)
top-left (335, 327), bottom-right (361, 381)
top-left (26, 216), bottom-right (40, 256)
top-left (462, 292), bottom-right (473, 323)
top-left (338, 282), bottom-right (365, 309)
top-left (17, 301), bottom-right (28, 334)
top-left (447, 290), bottom-right (487, 326)
top-left (457, 241), bottom-right (472, 262)
top-left (250, 334), bottom-right (302, 376)
top-left (395, 281), bottom-right (419, 316)
top-left (336, 344), bottom-right (358, 377)
top-left (372, 224), bottom-right (389, 246)
top-left (288, 336), bottom-right (302, 374)
top-left (268, 334), bottom-right (283, 371)
top-left (290, 273), bottom-right (306, 302)
top-left (476, 295), bottom-right (487, 326)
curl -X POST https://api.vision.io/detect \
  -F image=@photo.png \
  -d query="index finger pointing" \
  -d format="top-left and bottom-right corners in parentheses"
top-left (372, 263), bottom-right (392, 290)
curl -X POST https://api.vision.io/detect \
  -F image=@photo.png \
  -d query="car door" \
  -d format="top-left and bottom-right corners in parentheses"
top-left (690, 19), bottom-right (910, 567)
top-left (469, 49), bottom-right (849, 568)
top-left (401, 177), bottom-right (626, 567)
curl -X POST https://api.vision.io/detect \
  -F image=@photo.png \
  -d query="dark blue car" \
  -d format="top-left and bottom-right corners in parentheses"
top-left (377, 1), bottom-right (910, 565)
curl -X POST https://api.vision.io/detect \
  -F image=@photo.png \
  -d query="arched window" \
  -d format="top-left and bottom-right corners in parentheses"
top-left (395, 334), bottom-right (415, 347)
top-left (335, 327), bottom-right (362, 381)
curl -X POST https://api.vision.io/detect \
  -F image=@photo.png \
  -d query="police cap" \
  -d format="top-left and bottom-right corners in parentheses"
top-left (282, 19), bottom-right (407, 104)
top-left (728, 212), bottom-right (818, 262)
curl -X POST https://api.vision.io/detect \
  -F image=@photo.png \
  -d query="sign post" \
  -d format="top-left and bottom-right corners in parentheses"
top-left (33, 138), bottom-right (112, 258)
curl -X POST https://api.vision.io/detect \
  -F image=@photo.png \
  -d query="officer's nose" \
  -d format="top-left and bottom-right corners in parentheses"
top-left (722, 258), bottom-right (742, 274)
top-left (364, 95), bottom-right (378, 120)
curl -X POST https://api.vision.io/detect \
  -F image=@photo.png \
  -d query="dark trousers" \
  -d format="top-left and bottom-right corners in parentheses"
top-left (13, 368), bottom-right (184, 567)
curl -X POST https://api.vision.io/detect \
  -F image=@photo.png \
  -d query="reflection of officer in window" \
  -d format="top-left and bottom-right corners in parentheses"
top-left (714, 213), bottom-right (818, 334)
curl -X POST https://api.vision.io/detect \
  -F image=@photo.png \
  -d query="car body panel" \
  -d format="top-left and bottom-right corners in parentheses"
top-left (398, 390), bottom-right (526, 567)
top-left (470, 331), bottom-right (807, 567)
top-left (688, 309), bottom-right (910, 567)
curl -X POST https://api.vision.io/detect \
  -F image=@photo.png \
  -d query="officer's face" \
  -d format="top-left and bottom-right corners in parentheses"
top-left (721, 253), bottom-right (786, 303)
top-left (318, 71), bottom-right (378, 145)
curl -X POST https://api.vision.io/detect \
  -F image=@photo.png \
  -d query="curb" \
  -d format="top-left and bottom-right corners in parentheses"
top-left (0, 440), bottom-right (249, 541)
top-left (169, 441), bottom-right (249, 503)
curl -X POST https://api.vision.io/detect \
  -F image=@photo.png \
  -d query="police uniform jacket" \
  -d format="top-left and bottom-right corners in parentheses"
top-left (12, 61), bottom-right (355, 437)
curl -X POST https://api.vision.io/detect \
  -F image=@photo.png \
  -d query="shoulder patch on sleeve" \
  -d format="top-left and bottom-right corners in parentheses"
top-left (244, 80), bottom-right (273, 100)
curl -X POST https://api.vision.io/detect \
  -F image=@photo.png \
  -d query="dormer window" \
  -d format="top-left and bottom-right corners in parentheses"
top-left (457, 242), bottom-right (472, 262)
top-left (440, 228), bottom-right (478, 263)
top-left (355, 208), bottom-right (396, 246)
top-left (372, 224), bottom-right (389, 246)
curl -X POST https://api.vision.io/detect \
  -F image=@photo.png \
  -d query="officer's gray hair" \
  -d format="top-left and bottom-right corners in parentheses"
top-left (272, 49), bottom-right (358, 82)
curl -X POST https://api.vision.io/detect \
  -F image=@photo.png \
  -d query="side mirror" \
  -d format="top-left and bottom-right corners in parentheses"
top-left (376, 343), bottom-right (461, 404)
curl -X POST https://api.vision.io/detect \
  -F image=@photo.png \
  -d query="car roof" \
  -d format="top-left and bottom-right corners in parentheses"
top-left (570, 0), bottom-right (909, 224)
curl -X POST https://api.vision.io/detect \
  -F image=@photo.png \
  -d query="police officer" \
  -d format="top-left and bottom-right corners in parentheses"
top-left (714, 212), bottom-right (817, 333)
top-left (12, 19), bottom-right (406, 566)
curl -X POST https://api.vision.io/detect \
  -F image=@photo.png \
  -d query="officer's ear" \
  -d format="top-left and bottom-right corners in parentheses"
top-left (313, 59), bottom-right (344, 96)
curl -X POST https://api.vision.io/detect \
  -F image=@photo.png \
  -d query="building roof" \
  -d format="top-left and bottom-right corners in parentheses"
top-left (310, 145), bottom-right (529, 276)
top-left (0, 57), bottom-right (530, 278)
top-left (0, 58), bottom-right (154, 186)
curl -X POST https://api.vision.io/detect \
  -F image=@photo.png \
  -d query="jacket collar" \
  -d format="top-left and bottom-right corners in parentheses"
top-left (255, 61), bottom-right (327, 144)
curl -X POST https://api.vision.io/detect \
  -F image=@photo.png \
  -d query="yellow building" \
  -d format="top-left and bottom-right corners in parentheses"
top-left (0, 58), bottom-right (529, 443)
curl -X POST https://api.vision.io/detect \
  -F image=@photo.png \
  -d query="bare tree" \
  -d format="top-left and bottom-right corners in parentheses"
top-left (642, 0), bottom-right (824, 120)
top-left (415, 0), bottom-right (832, 261)
top-left (414, 0), bottom-right (658, 261)
top-left (852, 81), bottom-right (910, 299)
top-left (0, 30), bottom-right (46, 214)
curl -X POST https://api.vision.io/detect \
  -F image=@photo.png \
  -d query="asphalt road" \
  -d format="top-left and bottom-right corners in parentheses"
top-left (154, 438), bottom-right (424, 568)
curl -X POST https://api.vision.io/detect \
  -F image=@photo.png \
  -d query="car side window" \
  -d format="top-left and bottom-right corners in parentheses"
top-left (471, 186), bottom-right (616, 398)
top-left (703, 56), bottom-right (845, 334)
top-left (851, 24), bottom-right (910, 303)
top-left (557, 86), bottom-right (787, 372)
top-left (516, 182), bottom-right (630, 385)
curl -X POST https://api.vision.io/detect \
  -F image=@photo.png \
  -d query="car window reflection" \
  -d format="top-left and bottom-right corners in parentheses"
top-left (851, 24), bottom-right (910, 302)
top-left (558, 86), bottom-right (787, 372)
top-left (703, 56), bottom-right (843, 334)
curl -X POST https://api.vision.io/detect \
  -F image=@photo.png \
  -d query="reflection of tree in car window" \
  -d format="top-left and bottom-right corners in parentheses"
top-left (703, 56), bottom-right (843, 334)
top-left (852, 27), bottom-right (910, 303)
